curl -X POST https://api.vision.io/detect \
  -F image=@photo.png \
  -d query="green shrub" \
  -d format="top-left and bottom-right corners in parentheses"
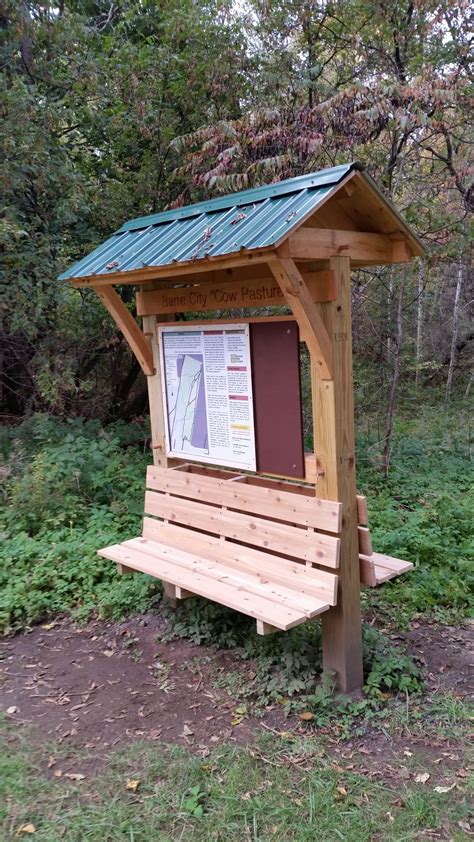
top-left (0, 415), bottom-right (160, 632)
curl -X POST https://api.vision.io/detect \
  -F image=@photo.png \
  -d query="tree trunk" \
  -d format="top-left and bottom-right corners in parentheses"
top-left (446, 258), bottom-right (464, 400)
top-left (386, 266), bottom-right (394, 360)
top-left (382, 272), bottom-right (405, 477)
top-left (415, 260), bottom-right (425, 386)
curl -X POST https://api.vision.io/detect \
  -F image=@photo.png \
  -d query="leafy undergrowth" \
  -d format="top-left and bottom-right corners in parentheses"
top-left (161, 599), bottom-right (425, 734)
top-left (1, 723), bottom-right (472, 841)
top-left (1, 406), bottom-right (471, 635)
top-left (0, 405), bottom-right (472, 724)
top-left (356, 400), bottom-right (473, 626)
top-left (0, 415), bottom-right (162, 633)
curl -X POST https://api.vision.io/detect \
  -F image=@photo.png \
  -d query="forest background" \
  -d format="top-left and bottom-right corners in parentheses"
top-left (2, 0), bottom-right (472, 426)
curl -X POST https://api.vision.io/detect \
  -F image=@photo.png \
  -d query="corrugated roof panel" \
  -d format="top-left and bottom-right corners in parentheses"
top-left (58, 163), bottom-right (358, 281)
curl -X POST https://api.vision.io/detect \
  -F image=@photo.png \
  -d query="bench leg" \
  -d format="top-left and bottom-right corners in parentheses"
top-left (117, 563), bottom-right (135, 575)
top-left (256, 619), bottom-right (278, 636)
top-left (163, 582), bottom-right (178, 606)
top-left (163, 582), bottom-right (196, 606)
top-left (175, 586), bottom-right (195, 600)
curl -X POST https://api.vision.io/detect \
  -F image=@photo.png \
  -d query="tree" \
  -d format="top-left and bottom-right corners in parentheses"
top-left (1, 0), bottom-right (250, 417)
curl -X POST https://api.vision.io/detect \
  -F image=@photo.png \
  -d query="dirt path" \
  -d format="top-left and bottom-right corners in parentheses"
top-left (1, 613), bottom-right (472, 772)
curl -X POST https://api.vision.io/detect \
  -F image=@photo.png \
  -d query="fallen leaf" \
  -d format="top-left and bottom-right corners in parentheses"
top-left (415, 772), bottom-right (430, 784)
top-left (15, 824), bottom-right (36, 836)
top-left (103, 650), bottom-right (114, 658)
top-left (458, 820), bottom-right (471, 832)
top-left (7, 706), bottom-right (18, 715)
top-left (434, 784), bottom-right (456, 793)
top-left (182, 724), bottom-right (194, 737)
top-left (64, 772), bottom-right (85, 781)
top-left (403, 750), bottom-right (413, 757)
top-left (53, 770), bottom-right (63, 778)
top-left (126, 779), bottom-right (140, 792)
top-left (148, 729), bottom-right (162, 740)
top-left (299, 712), bottom-right (314, 721)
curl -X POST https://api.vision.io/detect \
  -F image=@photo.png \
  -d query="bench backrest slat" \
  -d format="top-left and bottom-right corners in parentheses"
top-left (146, 466), bottom-right (342, 533)
top-left (144, 489), bottom-right (340, 568)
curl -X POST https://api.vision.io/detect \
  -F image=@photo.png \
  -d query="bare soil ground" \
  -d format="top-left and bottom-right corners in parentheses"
top-left (1, 613), bottom-right (472, 782)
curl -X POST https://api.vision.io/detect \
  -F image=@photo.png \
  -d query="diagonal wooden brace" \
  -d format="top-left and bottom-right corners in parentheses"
top-left (268, 258), bottom-right (333, 379)
top-left (93, 285), bottom-right (154, 375)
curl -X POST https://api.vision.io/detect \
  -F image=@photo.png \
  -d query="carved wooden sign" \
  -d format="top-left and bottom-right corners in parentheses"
top-left (136, 270), bottom-right (336, 317)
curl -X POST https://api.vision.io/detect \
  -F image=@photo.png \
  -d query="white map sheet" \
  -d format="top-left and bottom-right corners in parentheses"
top-left (159, 324), bottom-right (256, 471)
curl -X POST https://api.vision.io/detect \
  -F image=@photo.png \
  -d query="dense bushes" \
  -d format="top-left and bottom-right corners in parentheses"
top-left (0, 416), bottom-right (160, 632)
top-left (0, 403), bottom-right (472, 635)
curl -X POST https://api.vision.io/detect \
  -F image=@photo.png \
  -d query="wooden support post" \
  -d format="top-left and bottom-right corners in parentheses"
top-left (117, 563), bottom-right (135, 575)
top-left (268, 258), bottom-right (333, 379)
top-left (142, 305), bottom-right (180, 469)
top-left (142, 313), bottom-right (167, 467)
top-left (311, 255), bottom-right (363, 692)
top-left (93, 286), bottom-right (154, 375)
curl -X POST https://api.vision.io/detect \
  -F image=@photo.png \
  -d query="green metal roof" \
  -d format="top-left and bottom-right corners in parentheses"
top-left (58, 163), bottom-right (360, 281)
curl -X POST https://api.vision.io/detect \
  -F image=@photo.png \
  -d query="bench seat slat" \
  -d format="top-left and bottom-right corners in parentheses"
top-left (98, 542), bottom-right (329, 630)
top-left (123, 537), bottom-right (329, 617)
top-left (144, 490), bottom-right (340, 568)
top-left (147, 465), bottom-right (342, 533)
top-left (359, 552), bottom-right (413, 587)
top-left (142, 517), bottom-right (337, 605)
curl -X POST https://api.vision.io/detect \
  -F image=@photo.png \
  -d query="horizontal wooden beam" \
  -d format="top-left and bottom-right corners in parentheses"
top-left (140, 261), bottom-right (328, 288)
top-left (93, 286), bottom-right (154, 375)
top-left (283, 228), bottom-right (412, 264)
top-left (268, 258), bottom-right (333, 380)
top-left (69, 249), bottom-right (278, 288)
top-left (136, 269), bottom-right (336, 316)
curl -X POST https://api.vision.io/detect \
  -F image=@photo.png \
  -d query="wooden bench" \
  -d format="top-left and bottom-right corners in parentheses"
top-left (356, 494), bottom-right (413, 586)
top-left (99, 464), bottom-right (342, 634)
top-left (99, 467), bottom-right (413, 633)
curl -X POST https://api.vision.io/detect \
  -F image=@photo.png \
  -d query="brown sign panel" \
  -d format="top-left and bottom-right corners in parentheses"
top-left (250, 321), bottom-right (304, 478)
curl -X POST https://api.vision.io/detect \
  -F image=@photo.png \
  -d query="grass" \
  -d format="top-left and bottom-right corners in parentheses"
top-left (1, 722), bottom-right (472, 841)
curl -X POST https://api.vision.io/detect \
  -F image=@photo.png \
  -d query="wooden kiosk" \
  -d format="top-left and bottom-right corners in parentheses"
top-left (59, 163), bottom-right (424, 691)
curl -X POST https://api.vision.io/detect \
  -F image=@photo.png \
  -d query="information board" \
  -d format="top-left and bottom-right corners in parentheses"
top-left (159, 323), bottom-right (256, 471)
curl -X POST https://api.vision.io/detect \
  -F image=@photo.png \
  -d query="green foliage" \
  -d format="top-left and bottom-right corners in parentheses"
top-left (163, 597), bottom-right (424, 728)
top-left (0, 405), bottom-right (469, 724)
top-left (356, 400), bottom-right (474, 625)
top-left (0, 415), bottom-right (159, 632)
top-left (2, 0), bottom-right (251, 418)
top-left (182, 784), bottom-right (207, 819)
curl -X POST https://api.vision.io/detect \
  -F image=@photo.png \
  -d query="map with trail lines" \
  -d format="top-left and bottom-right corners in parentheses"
top-left (169, 354), bottom-right (208, 454)
top-left (159, 324), bottom-right (256, 471)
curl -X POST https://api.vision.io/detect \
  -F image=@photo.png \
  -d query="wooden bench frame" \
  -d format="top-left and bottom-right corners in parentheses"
top-left (99, 464), bottom-right (342, 634)
top-left (99, 468), bottom-right (412, 635)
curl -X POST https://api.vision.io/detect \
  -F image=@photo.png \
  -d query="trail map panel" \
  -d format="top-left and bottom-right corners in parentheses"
top-left (159, 324), bottom-right (256, 471)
